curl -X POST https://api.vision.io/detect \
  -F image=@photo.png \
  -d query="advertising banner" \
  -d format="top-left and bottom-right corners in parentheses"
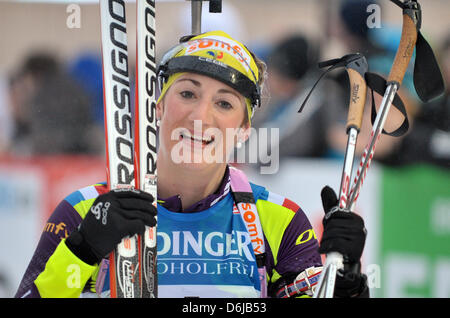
top-left (0, 156), bottom-right (105, 297)
top-left (381, 165), bottom-right (450, 297)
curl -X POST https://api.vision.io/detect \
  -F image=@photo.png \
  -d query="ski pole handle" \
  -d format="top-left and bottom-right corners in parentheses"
top-left (346, 67), bottom-right (367, 133)
top-left (316, 53), bottom-right (368, 297)
top-left (338, 55), bottom-right (368, 208)
top-left (387, 2), bottom-right (419, 85)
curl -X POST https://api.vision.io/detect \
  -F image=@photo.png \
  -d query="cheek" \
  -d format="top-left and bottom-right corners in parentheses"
top-left (158, 103), bottom-right (178, 146)
top-left (220, 112), bottom-right (247, 145)
top-left (159, 114), bottom-right (180, 146)
top-left (159, 96), bottom-right (186, 126)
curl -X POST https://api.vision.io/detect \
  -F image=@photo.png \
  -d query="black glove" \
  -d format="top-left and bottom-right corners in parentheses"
top-left (66, 188), bottom-right (157, 265)
top-left (318, 186), bottom-right (369, 297)
top-left (334, 266), bottom-right (370, 298)
top-left (318, 186), bottom-right (366, 264)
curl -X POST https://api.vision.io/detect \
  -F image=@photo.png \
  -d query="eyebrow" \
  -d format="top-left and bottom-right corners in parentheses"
top-left (177, 78), bottom-right (201, 86)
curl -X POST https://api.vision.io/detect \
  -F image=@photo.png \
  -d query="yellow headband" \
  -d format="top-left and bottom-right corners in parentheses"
top-left (157, 31), bottom-right (260, 123)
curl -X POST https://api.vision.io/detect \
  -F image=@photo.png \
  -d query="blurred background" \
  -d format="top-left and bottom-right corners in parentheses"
top-left (0, 0), bottom-right (448, 298)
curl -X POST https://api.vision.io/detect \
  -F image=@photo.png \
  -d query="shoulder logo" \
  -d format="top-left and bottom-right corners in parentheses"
top-left (43, 222), bottom-right (68, 240)
top-left (295, 229), bottom-right (317, 245)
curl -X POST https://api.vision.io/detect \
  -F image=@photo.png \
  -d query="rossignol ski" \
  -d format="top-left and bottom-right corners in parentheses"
top-left (135, 0), bottom-right (158, 298)
top-left (100, 0), bottom-right (141, 298)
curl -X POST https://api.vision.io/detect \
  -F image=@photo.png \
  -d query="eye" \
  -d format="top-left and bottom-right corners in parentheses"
top-left (180, 90), bottom-right (195, 99)
top-left (216, 100), bottom-right (233, 110)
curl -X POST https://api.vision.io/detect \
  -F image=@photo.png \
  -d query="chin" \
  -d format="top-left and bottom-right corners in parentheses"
top-left (169, 139), bottom-right (232, 167)
top-left (173, 159), bottom-right (227, 173)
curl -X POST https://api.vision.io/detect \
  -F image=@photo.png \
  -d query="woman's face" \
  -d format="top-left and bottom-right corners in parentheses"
top-left (157, 72), bottom-right (249, 170)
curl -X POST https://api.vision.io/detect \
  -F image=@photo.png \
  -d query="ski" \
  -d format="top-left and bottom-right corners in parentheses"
top-left (100, 0), bottom-right (141, 298)
top-left (135, 0), bottom-right (158, 298)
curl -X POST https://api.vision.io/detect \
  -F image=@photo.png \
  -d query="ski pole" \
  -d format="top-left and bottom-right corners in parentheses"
top-left (347, 0), bottom-right (421, 211)
top-left (315, 0), bottom-right (421, 299)
top-left (315, 0), bottom-right (443, 298)
top-left (313, 54), bottom-right (368, 298)
top-left (338, 55), bottom-right (368, 210)
top-left (100, 0), bottom-right (141, 298)
top-left (191, 0), bottom-right (202, 35)
top-left (135, 0), bottom-right (158, 298)
top-left (188, 0), bottom-right (222, 35)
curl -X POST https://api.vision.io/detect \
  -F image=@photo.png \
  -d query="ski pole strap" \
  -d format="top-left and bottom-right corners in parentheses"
top-left (298, 53), bottom-right (409, 137)
top-left (389, 0), bottom-right (444, 102)
top-left (365, 72), bottom-right (409, 137)
top-left (297, 54), bottom-right (355, 113)
top-left (298, 53), bottom-right (367, 113)
top-left (275, 267), bottom-right (322, 298)
top-left (413, 31), bottom-right (444, 102)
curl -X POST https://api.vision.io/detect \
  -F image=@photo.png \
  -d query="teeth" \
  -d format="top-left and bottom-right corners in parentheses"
top-left (192, 136), bottom-right (204, 142)
top-left (181, 132), bottom-right (213, 143)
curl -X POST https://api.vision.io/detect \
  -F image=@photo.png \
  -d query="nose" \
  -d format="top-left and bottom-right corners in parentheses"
top-left (187, 96), bottom-right (213, 126)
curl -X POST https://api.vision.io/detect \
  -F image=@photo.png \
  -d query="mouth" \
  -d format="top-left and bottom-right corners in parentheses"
top-left (180, 131), bottom-right (215, 146)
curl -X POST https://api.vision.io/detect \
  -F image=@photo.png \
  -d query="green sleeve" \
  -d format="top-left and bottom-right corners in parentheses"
top-left (35, 239), bottom-right (98, 298)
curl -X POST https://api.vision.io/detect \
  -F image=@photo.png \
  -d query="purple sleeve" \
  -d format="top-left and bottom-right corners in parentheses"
top-left (14, 200), bottom-right (82, 298)
top-left (267, 207), bottom-right (322, 278)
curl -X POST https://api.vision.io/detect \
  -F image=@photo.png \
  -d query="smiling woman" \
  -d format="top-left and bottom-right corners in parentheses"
top-left (158, 74), bottom-right (248, 176)
top-left (155, 31), bottom-right (264, 208)
top-left (16, 30), bottom-right (368, 299)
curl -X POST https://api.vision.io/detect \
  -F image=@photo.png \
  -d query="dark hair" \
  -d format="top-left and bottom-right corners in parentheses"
top-left (19, 53), bottom-right (60, 79)
top-left (340, 0), bottom-right (379, 40)
top-left (267, 34), bottom-right (310, 80)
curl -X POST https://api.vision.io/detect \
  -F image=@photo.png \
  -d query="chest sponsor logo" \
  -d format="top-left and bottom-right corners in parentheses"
top-left (156, 230), bottom-right (257, 279)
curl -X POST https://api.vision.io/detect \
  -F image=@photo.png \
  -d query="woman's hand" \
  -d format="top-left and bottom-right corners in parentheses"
top-left (66, 188), bottom-right (157, 265)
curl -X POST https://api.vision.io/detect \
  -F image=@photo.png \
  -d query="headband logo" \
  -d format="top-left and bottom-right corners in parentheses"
top-left (206, 50), bottom-right (224, 60)
top-left (184, 38), bottom-right (251, 73)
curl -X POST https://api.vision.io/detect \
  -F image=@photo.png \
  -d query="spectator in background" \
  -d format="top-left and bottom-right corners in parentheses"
top-left (329, 0), bottom-right (385, 60)
top-left (247, 0), bottom-right (393, 164)
top-left (8, 53), bottom-right (58, 155)
top-left (8, 52), bottom-right (103, 156)
top-left (249, 33), bottom-right (338, 160)
top-left (68, 53), bottom-right (105, 128)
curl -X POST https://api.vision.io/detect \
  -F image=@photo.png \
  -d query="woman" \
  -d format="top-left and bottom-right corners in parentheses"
top-left (15, 31), bottom-right (368, 298)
